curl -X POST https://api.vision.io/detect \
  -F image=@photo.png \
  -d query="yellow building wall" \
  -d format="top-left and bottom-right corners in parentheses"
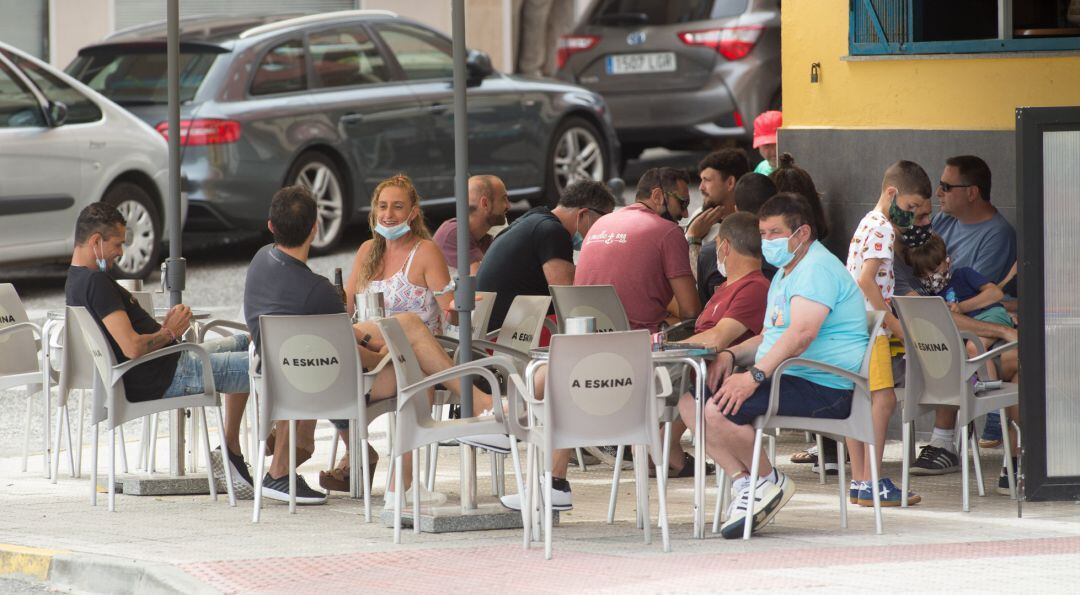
top-left (782, 0), bottom-right (1080, 130)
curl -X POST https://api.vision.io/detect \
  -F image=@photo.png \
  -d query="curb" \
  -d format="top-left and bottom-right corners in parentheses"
top-left (1, 543), bottom-right (219, 594)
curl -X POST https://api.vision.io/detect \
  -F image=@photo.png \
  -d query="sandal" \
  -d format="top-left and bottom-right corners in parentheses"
top-left (318, 445), bottom-right (380, 492)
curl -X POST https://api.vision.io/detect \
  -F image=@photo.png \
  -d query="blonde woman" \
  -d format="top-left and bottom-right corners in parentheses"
top-left (346, 174), bottom-right (451, 334)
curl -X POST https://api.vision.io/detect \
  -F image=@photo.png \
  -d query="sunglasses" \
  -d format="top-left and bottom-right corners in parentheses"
top-left (664, 189), bottom-right (690, 208)
top-left (938, 181), bottom-right (974, 193)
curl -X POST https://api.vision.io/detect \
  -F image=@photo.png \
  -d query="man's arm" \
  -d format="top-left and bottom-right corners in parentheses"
top-left (102, 306), bottom-right (190, 360)
top-left (669, 275), bottom-right (702, 319)
top-left (857, 258), bottom-right (903, 339)
top-left (542, 258), bottom-right (575, 286)
top-left (959, 282), bottom-right (1004, 314)
top-left (685, 317), bottom-right (748, 350)
top-left (952, 310), bottom-right (1017, 342)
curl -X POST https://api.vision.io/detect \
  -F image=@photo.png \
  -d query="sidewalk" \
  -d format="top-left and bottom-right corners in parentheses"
top-left (2, 428), bottom-right (1079, 594)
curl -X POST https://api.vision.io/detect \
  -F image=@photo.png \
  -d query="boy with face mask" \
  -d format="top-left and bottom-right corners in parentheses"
top-left (843, 161), bottom-right (932, 508)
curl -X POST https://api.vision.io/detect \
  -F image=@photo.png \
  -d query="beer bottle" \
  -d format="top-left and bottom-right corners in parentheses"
top-left (333, 267), bottom-right (347, 306)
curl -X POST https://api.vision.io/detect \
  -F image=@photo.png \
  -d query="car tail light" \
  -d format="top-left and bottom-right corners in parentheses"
top-left (155, 119), bottom-right (241, 146)
top-left (734, 110), bottom-right (744, 127)
top-left (557, 35), bottom-right (600, 70)
top-left (677, 26), bottom-right (763, 61)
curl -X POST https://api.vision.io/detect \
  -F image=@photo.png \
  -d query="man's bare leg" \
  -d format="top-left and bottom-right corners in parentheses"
top-left (267, 419), bottom-right (317, 479)
top-left (222, 392), bottom-right (248, 456)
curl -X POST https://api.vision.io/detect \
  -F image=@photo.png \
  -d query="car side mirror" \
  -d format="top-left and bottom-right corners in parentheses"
top-left (47, 101), bottom-right (68, 127)
top-left (466, 49), bottom-right (494, 86)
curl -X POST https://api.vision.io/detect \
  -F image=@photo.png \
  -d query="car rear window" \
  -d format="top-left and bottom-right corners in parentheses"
top-left (588, 0), bottom-right (748, 26)
top-left (66, 49), bottom-right (217, 106)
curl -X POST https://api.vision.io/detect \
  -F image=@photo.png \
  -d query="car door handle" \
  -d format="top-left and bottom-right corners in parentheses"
top-left (428, 103), bottom-right (450, 115)
top-left (340, 113), bottom-right (365, 125)
top-left (89, 141), bottom-right (106, 150)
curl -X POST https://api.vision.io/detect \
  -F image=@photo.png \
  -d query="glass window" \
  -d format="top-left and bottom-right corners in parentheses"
top-left (375, 23), bottom-right (454, 81)
top-left (251, 40), bottom-right (307, 96)
top-left (0, 61), bottom-right (45, 128)
top-left (850, 0), bottom-right (1080, 56)
top-left (310, 27), bottom-right (391, 88)
top-left (66, 50), bottom-right (215, 106)
top-left (3, 52), bottom-right (101, 124)
top-left (589, 0), bottom-right (746, 26)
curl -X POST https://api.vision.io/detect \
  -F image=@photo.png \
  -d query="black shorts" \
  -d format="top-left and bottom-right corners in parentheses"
top-left (724, 374), bottom-right (853, 426)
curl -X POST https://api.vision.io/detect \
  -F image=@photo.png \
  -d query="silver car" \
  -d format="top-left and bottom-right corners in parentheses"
top-left (556, 0), bottom-right (780, 163)
top-left (0, 42), bottom-right (173, 279)
top-left (66, 10), bottom-right (620, 253)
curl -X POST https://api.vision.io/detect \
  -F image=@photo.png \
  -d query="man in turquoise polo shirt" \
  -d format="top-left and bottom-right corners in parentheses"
top-left (678, 192), bottom-right (869, 539)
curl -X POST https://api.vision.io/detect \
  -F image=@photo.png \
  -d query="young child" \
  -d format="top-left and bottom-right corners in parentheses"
top-left (845, 160), bottom-right (931, 507)
top-left (905, 234), bottom-right (1012, 331)
top-left (751, 111), bottom-right (781, 175)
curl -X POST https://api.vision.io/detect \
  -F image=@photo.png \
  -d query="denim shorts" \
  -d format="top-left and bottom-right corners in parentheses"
top-left (724, 374), bottom-right (853, 426)
top-left (162, 335), bottom-right (250, 398)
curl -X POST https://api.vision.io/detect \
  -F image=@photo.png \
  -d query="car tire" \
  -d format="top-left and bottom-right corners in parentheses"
top-left (540, 116), bottom-right (608, 207)
top-left (102, 182), bottom-right (161, 280)
top-left (287, 151), bottom-right (348, 254)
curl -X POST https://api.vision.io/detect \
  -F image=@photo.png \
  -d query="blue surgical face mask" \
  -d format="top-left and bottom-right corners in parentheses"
top-left (94, 239), bottom-right (109, 272)
top-left (761, 227), bottom-right (808, 268)
top-left (572, 232), bottom-right (584, 251)
top-left (374, 220), bottom-right (410, 241)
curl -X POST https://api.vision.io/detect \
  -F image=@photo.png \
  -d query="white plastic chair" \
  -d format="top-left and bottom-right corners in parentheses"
top-left (739, 311), bottom-right (886, 540)
top-left (507, 330), bottom-right (672, 559)
top-left (374, 316), bottom-right (518, 544)
top-left (251, 313), bottom-right (390, 522)
top-left (894, 296), bottom-right (1019, 512)
top-left (66, 307), bottom-right (235, 511)
top-left (0, 284), bottom-right (51, 475)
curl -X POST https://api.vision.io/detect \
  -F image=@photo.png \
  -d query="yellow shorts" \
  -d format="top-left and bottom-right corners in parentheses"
top-left (868, 334), bottom-right (895, 392)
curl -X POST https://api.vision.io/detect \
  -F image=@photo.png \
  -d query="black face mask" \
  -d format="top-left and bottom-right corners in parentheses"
top-left (900, 223), bottom-right (932, 248)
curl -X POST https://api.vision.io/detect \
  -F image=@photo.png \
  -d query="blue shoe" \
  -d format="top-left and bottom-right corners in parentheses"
top-left (857, 477), bottom-right (921, 507)
top-left (849, 480), bottom-right (868, 504)
top-left (980, 411), bottom-right (1003, 447)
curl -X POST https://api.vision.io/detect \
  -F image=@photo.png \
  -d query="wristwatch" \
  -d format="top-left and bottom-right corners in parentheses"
top-left (358, 333), bottom-right (372, 348)
top-left (748, 366), bottom-right (767, 384)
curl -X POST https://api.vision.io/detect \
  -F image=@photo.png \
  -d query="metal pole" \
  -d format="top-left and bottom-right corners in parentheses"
top-left (166, 0), bottom-right (186, 476)
top-left (451, 0), bottom-right (477, 512)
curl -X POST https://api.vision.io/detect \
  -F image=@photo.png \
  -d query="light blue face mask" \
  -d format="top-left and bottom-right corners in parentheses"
top-left (94, 239), bottom-right (109, 272)
top-left (572, 232), bottom-right (584, 251)
top-left (761, 227), bottom-right (808, 268)
top-left (374, 220), bottom-right (410, 241)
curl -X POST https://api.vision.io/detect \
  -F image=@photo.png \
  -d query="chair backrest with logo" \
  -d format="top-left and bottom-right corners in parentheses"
top-left (257, 313), bottom-right (361, 440)
top-left (0, 283), bottom-right (40, 377)
top-left (893, 296), bottom-right (968, 412)
top-left (66, 307), bottom-right (122, 426)
top-left (373, 316), bottom-right (426, 396)
top-left (544, 330), bottom-right (660, 461)
top-left (494, 295), bottom-right (551, 354)
top-left (550, 285), bottom-right (630, 334)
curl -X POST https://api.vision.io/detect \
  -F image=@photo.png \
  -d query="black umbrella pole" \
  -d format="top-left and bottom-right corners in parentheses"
top-left (165, 0), bottom-right (185, 309)
top-left (452, 0), bottom-right (474, 416)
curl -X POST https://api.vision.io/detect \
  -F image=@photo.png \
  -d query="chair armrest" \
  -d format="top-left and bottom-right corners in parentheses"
top-left (485, 329), bottom-right (500, 340)
top-left (472, 339), bottom-right (531, 363)
top-left (363, 353), bottom-right (393, 377)
top-left (197, 319), bottom-right (249, 342)
top-left (0, 321), bottom-right (42, 342)
top-left (967, 340), bottom-right (1018, 367)
top-left (654, 366), bottom-right (673, 398)
top-left (542, 318), bottom-right (558, 335)
top-left (112, 342), bottom-right (211, 388)
top-left (765, 358), bottom-right (868, 421)
top-left (396, 355), bottom-right (516, 417)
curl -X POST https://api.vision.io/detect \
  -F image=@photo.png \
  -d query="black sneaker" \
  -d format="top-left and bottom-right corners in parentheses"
top-left (261, 473), bottom-right (326, 505)
top-left (996, 461), bottom-right (1018, 496)
top-left (210, 447), bottom-right (255, 499)
top-left (909, 444), bottom-right (960, 476)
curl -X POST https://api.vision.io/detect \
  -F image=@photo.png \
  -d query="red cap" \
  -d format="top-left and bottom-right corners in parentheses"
top-left (752, 110), bottom-right (782, 148)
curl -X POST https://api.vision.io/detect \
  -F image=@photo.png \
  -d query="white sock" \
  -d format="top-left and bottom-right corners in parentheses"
top-left (930, 427), bottom-right (956, 452)
top-left (731, 474), bottom-right (750, 496)
top-left (764, 468), bottom-right (780, 485)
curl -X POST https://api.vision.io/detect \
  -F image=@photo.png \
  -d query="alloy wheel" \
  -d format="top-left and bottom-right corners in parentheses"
top-left (553, 126), bottom-right (604, 195)
top-left (295, 161), bottom-right (344, 250)
top-left (114, 199), bottom-right (156, 277)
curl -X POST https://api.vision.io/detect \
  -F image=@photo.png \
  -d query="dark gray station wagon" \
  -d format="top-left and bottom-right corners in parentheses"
top-left (66, 10), bottom-right (620, 252)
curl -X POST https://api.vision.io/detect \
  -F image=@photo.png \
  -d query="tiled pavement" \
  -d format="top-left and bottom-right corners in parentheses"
top-left (2, 428), bottom-right (1079, 593)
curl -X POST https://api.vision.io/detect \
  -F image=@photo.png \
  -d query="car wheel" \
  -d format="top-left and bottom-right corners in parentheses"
top-left (103, 182), bottom-right (161, 280)
top-left (543, 116), bottom-right (607, 206)
top-left (287, 152), bottom-right (347, 254)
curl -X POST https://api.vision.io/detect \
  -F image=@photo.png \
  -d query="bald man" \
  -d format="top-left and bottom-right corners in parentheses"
top-left (432, 175), bottom-right (510, 275)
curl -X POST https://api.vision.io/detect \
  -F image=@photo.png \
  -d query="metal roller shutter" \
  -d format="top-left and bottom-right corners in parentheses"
top-left (114, 0), bottom-right (357, 31)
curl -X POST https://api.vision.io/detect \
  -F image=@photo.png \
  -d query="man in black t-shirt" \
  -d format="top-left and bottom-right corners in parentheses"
top-left (476, 181), bottom-right (616, 331)
top-left (65, 203), bottom-right (252, 492)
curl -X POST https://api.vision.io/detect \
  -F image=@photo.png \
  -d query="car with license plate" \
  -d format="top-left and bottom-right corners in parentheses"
top-left (66, 10), bottom-right (620, 253)
top-left (555, 0), bottom-right (780, 164)
top-left (0, 41), bottom-right (173, 279)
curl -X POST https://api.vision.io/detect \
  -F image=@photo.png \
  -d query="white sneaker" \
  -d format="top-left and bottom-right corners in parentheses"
top-left (458, 433), bottom-right (512, 454)
top-left (383, 483), bottom-right (448, 511)
top-left (720, 477), bottom-right (782, 539)
top-left (500, 478), bottom-right (572, 511)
